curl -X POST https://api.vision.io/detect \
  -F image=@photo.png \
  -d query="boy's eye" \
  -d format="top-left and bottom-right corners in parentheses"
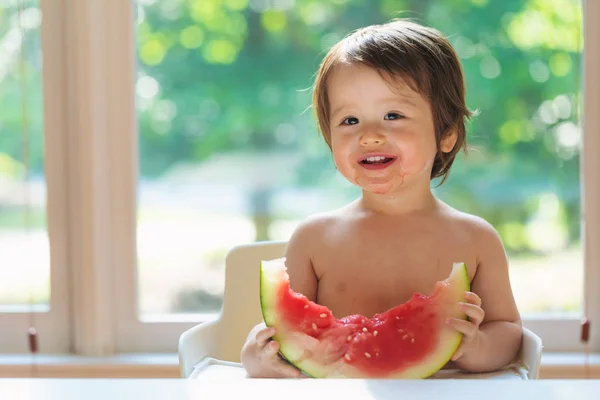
top-left (342, 117), bottom-right (359, 125)
top-left (384, 113), bottom-right (403, 120)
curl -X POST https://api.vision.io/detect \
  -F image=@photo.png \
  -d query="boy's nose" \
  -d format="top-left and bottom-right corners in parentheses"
top-left (360, 130), bottom-right (386, 146)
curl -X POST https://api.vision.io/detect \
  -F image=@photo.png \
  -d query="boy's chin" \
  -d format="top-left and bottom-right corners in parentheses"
top-left (360, 182), bottom-right (396, 196)
top-left (354, 176), bottom-right (405, 196)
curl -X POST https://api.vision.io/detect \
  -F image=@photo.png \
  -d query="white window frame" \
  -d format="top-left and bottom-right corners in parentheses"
top-left (0, 0), bottom-right (598, 355)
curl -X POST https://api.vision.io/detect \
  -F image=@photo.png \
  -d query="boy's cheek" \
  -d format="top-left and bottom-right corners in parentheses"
top-left (396, 142), bottom-right (437, 174)
top-left (330, 144), bottom-right (352, 168)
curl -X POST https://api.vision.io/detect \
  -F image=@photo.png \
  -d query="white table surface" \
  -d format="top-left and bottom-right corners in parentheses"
top-left (1, 378), bottom-right (600, 400)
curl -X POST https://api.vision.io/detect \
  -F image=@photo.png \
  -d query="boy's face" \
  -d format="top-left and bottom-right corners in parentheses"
top-left (326, 63), bottom-right (456, 195)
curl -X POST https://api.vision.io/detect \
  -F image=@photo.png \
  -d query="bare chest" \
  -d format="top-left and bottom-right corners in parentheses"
top-left (312, 224), bottom-right (475, 319)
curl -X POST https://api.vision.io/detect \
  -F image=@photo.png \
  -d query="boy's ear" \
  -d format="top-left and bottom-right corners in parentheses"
top-left (440, 128), bottom-right (458, 153)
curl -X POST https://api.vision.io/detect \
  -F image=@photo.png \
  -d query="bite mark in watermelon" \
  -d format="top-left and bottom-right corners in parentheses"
top-left (259, 258), bottom-right (470, 378)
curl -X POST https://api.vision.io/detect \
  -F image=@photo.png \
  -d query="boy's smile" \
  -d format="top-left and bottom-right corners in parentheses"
top-left (358, 153), bottom-right (397, 170)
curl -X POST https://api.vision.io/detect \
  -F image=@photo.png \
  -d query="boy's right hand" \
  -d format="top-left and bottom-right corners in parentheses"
top-left (240, 323), bottom-right (305, 378)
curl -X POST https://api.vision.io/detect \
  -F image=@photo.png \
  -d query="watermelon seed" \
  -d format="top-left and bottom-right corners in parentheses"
top-left (376, 352), bottom-right (379, 357)
top-left (402, 334), bottom-right (409, 340)
top-left (345, 354), bottom-right (351, 361)
top-left (362, 327), bottom-right (368, 333)
top-left (364, 352), bottom-right (371, 359)
top-left (312, 323), bottom-right (317, 331)
top-left (304, 305), bottom-right (309, 309)
top-left (411, 338), bottom-right (415, 343)
top-left (320, 313), bottom-right (327, 318)
top-left (347, 335), bottom-right (352, 341)
top-left (373, 330), bottom-right (378, 336)
top-left (396, 316), bottom-right (399, 320)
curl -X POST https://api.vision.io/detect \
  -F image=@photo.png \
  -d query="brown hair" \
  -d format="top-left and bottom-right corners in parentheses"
top-left (312, 19), bottom-right (475, 184)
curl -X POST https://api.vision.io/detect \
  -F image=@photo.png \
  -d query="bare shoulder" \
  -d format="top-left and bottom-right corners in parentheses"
top-left (286, 208), bottom-right (349, 249)
top-left (437, 202), bottom-right (505, 265)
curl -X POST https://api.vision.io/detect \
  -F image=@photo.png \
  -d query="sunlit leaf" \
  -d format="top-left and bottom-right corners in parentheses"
top-left (261, 10), bottom-right (288, 33)
top-left (139, 38), bottom-right (167, 66)
top-left (202, 39), bottom-right (238, 64)
top-left (189, 0), bottom-right (218, 24)
top-left (549, 52), bottom-right (572, 77)
top-left (499, 119), bottom-right (535, 145)
top-left (180, 25), bottom-right (204, 49)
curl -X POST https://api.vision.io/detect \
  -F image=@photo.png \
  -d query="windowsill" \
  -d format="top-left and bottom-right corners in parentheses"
top-left (539, 352), bottom-right (600, 378)
top-left (0, 353), bottom-right (180, 378)
top-left (0, 352), bottom-right (599, 379)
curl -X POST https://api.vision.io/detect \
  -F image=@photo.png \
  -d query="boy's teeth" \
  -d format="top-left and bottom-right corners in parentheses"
top-left (366, 156), bottom-right (385, 162)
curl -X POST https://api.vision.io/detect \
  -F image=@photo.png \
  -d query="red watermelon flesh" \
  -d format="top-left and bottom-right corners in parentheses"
top-left (259, 258), bottom-right (470, 378)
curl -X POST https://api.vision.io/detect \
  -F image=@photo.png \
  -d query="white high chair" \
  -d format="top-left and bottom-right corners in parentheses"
top-left (178, 241), bottom-right (543, 380)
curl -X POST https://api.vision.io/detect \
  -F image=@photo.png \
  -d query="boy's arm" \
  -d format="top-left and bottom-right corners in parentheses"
top-left (453, 218), bottom-right (523, 372)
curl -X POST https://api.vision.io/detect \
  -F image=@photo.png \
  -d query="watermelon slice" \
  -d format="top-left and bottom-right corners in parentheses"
top-left (260, 258), bottom-right (470, 378)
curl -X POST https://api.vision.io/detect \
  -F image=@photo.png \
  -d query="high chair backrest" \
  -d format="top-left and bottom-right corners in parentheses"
top-left (213, 240), bottom-right (287, 361)
top-left (520, 326), bottom-right (543, 379)
top-left (178, 241), bottom-right (287, 377)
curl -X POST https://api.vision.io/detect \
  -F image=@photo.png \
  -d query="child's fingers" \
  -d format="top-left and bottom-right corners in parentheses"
top-left (263, 340), bottom-right (280, 356)
top-left (266, 342), bottom-right (304, 378)
top-left (464, 291), bottom-right (482, 307)
top-left (275, 359), bottom-right (304, 378)
top-left (255, 327), bottom-right (276, 347)
top-left (458, 302), bottom-right (485, 325)
top-left (446, 318), bottom-right (477, 338)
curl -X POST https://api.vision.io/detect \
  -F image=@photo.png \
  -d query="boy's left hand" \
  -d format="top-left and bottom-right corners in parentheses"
top-left (446, 291), bottom-right (484, 361)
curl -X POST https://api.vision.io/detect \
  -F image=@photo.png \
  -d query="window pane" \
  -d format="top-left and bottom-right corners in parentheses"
top-left (135, 0), bottom-right (583, 318)
top-left (0, 1), bottom-right (49, 310)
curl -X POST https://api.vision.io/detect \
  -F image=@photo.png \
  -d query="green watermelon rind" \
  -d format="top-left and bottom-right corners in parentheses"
top-left (259, 260), bottom-right (321, 377)
top-left (259, 259), bottom-right (470, 379)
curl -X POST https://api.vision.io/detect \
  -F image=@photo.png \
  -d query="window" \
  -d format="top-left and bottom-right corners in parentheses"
top-left (1, 0), bottom-right (598, 356)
